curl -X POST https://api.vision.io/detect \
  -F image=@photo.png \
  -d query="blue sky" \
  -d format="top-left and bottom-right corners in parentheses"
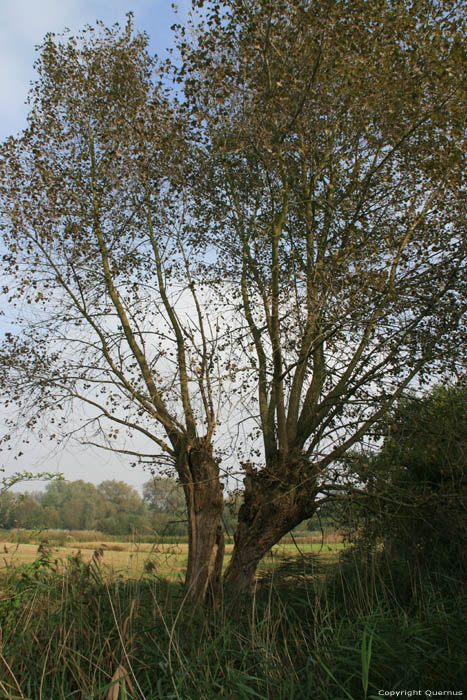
top-left (0, 0), bottom-right (191, 142)
top-left (0, 0), bottom-right (192, 491)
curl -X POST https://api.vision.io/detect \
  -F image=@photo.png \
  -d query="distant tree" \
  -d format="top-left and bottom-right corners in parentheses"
top-left (42, 504), bottom-right (60, 529)
top-left (10, 492), bottom-right (44, 529)
top-left (97, 479), bottom-right (146, 534)
top-left (98, 480), bottom-right (141, 514)
top-left (143, 477), bottom-right (187, 535)
top-left (40, 480), bottom-right (102, 530)
top-left (0, 470), bottom-right (62, 529)
top-left (143, 477), bottom-right (185, 514)
top-left (0, 491), bottom-right (16, 529)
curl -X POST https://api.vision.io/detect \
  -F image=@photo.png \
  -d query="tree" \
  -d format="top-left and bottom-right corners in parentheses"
top-left (1, 2), bottom-right (466, 600)
top-left (0, 491), bottom-right (17, 529)
top-left (0, 18), bottom-right (225, 601)
top-left (10, 492), bottom-right (44, 529)
top-left (97, 479), bottom-right (147, 534)
top-left (0, 470), bottom-right (62, 529)
top-left (143, 476), bottom-right (188, 535)
top-left (143, 476), bottom-right (185, 513)
top-left (177, 0), bottom-right (467, 594)
top-left (41, 480), bottom-right (103, 530)
top-left (98, 480), bottom-right (141, 513)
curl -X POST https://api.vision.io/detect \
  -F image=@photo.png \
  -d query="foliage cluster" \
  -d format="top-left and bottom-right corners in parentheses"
top-left (342, 383), bottom-right (467, 582)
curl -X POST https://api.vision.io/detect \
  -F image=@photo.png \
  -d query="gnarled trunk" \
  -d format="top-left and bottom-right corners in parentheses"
top-left (224, 464), bottom-right (317, 597)
top-left (179, 437), bottom-right (225, 603)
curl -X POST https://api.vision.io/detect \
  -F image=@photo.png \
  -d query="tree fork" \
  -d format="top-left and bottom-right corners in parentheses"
top-left (223, 459), bottom-right (318, 597)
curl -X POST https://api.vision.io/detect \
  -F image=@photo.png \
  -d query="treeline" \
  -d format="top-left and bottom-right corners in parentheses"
top-left (0, 477), bottom-right (223, 537)
top-left (0, 477), bottom-right (320, 538)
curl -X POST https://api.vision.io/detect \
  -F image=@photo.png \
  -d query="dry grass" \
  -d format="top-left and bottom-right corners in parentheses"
top-left (0, 542), bottom-right (187, 579)
top-left (0, 539), bottom-right (344, 580)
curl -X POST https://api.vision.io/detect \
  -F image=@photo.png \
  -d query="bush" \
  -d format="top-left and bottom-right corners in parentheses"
top-left (342, 382), bottom-right (467, 597)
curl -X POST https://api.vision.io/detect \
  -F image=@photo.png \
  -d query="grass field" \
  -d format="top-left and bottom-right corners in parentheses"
top-left (0, 537), bottom-right (345, 579)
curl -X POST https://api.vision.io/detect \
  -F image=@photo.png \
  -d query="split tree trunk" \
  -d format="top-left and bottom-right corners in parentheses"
top-left (223, 464), bottom-right (317, 597)
top-left (179, 437), bottom-right (225, 603)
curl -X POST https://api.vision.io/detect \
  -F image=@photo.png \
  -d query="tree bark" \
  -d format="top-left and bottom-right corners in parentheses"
top-left (179, 437), bottom-right (225, 603)
top-left (223, 460), bottom-right (317, 597)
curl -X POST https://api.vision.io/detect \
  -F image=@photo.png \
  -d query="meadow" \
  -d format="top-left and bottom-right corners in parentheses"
top-left (0, 529), bottom-right (464, 700)
top-left (0, 530), bottom-right (344, 580)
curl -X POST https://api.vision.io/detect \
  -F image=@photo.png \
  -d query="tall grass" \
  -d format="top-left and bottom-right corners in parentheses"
top-left (0, 544), bottom-right (465, 699)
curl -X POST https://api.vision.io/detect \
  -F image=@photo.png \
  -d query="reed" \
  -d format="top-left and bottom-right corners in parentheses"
top-left (0, 543), bottom-right (464, 699)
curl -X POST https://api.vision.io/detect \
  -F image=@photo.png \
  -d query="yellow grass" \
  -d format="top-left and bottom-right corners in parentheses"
top-left (0, 539), bottom-right (344, 580)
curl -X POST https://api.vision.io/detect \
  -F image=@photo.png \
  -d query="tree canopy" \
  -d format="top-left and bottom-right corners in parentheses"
top-left (1, 0), bottom-right (466, 600)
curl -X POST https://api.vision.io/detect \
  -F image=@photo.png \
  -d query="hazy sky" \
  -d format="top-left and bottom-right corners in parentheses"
top-left (0, 0), bottom-right (192, 492)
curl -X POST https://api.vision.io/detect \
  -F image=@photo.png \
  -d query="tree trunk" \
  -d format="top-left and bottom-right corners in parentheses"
top-left (179, 437), bottom-right (225, 603)
top-left (223, 463), bottom-right (317, 597)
